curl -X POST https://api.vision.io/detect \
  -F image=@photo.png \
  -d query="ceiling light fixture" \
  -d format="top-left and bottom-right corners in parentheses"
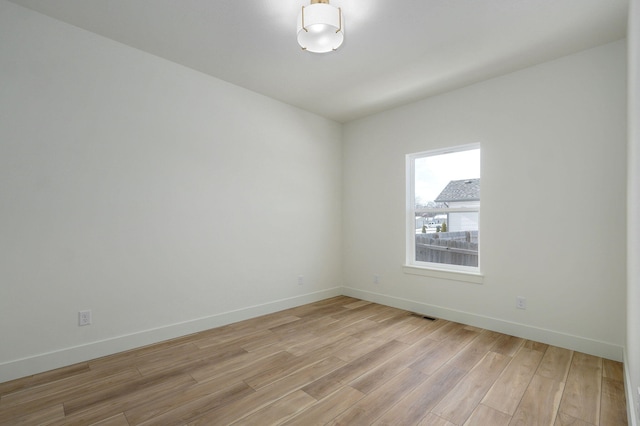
top-left (297, 0), bottom-right (344, 53)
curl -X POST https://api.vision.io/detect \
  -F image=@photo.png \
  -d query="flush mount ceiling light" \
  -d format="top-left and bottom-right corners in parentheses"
top-left (297, 0), bottom-right (344, 53)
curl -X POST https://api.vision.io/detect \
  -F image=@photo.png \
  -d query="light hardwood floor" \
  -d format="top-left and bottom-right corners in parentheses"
top-left (0, 296), bottom-right (628, 425)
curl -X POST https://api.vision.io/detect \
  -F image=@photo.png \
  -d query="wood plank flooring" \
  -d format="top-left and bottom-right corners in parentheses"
top-left (0, 296), bottom-right (628, 425)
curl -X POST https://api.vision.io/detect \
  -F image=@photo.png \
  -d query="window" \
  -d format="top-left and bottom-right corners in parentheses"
top-left (406, 144), bottom-right (480, 275)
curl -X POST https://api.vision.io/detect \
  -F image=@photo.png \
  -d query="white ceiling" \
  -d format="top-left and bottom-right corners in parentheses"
top-left (9, 0), bottom-right (629, 123)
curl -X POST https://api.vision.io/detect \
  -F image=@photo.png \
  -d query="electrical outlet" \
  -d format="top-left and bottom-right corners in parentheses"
top-left (297, 275), bottom-right (304, 286)
top-left (516, 297), bottom-right (526, 310)
top-left (78, 310), bottom-right (91, 326)
top-left (373, 274), bottom-right (380, 284)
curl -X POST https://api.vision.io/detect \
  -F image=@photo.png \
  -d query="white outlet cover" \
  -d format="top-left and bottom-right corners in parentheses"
top-left (79, 310), bottom-right (91, 326)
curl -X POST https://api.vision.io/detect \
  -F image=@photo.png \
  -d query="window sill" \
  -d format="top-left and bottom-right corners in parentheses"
top-left (402, 265), bottom-right (484, 284)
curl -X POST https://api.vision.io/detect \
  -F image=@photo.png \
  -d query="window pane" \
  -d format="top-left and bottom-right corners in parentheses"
top-left (414, 149), bottom-right (480, 209)
top-left (412, 147), bottom-right (480, 269)
top-left (415, 228), bottom-right (479, 267)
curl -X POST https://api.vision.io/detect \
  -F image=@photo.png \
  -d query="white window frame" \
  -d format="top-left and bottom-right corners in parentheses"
top-left (404, 143), bottom-right (483, 283)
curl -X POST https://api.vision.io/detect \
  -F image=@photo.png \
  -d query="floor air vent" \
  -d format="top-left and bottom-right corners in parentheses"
top-left (411, 313), bottom-right (438, 321)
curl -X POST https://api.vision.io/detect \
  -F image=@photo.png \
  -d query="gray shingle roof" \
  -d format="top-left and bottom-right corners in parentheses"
top-left (434, 178), bottom-right (480, 202)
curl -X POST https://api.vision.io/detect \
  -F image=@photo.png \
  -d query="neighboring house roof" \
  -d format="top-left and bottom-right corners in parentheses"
top-left (435, 178), bottom-right (480, 202)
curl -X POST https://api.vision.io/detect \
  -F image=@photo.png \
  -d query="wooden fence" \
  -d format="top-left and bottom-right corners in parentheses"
top-left (415, 231), bottom-right (478, 267)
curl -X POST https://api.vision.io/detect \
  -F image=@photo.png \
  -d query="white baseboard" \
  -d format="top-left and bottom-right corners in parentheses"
top-left (0, 287), bottom-right (342, 384)
top-left (1, 286), bottom-right (625, 384)
top-left (625, 349), bottom-right (639, 426)
top-left (342, 287), bottom-right (624, 362)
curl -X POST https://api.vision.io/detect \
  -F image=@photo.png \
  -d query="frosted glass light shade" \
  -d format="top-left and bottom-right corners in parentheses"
top-left (297, 3), bottom-right (344, 53)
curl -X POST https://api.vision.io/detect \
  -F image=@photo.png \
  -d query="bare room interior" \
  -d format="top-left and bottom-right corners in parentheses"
top-left (1, 0), bottom-right (639, 424)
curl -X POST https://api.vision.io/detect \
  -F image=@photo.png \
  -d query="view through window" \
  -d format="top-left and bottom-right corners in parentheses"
top-left (408, 145), bottom-right (480, 271)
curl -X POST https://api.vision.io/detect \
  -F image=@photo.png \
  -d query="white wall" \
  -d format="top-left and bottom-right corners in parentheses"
top-left (0, 1), bottom-right (343, 382)
top-left (627, 0), bottom-right (640, 423)
top-left (343, 41), bottom-right (628, 361)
